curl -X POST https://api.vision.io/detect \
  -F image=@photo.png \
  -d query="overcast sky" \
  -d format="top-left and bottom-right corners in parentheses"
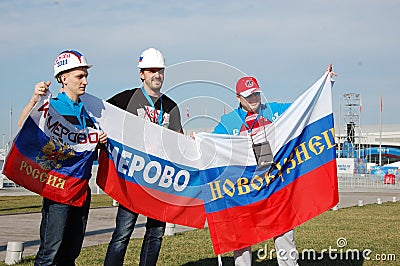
top-left (1, 0), bottom-right (399, 143)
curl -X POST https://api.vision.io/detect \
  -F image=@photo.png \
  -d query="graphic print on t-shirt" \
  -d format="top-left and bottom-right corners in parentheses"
top-left (240, 112), bottom-right (272, 136)
top-left (137, 106), bottom-right (170, 127)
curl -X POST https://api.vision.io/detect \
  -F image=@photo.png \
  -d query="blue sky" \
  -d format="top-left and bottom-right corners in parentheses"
top-left (1, 0), bottom-right (399, 144)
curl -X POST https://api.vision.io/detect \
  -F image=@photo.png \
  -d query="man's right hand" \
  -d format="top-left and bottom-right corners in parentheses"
top-left (32, 81), bottom-right (51, 104)
top-left (18, 80), bottom-right (51, 128)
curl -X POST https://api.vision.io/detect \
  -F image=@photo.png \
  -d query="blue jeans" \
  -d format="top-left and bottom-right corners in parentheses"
top-left (34, 193), bottom-right (91, 266)
top-left (104, 205), bottom-right (166, 266)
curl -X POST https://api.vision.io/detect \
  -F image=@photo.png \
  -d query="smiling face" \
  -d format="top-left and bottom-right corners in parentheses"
top-left (60, 67), bottom-right (89, 102)
top-left (237, 92), bottom-right (261, 113)
top-left (140, 68), bottom-right (165, 96)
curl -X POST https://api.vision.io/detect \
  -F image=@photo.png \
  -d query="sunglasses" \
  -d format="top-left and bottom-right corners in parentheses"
top-left (243, 92), bottom-right (261, 99)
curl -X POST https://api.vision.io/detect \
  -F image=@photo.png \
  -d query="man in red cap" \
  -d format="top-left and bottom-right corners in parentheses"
top-left (213, 76), bottom-right (297, 266)
top-left (213, 76), bottom-right (290, 136)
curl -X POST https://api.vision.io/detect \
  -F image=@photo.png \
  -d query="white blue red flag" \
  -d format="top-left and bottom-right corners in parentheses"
top-left (81, 94), bottom-right (207, 228)
top-left (196, 71), bottom-right (338, 254)
top-left (2, 92), bottom-right (100, 206)
top-left (80, 70), bottom-right (338, 253)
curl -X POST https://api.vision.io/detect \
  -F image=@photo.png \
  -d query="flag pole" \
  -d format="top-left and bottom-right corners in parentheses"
top-left (9, 98), bottom-right (13, 143)
top-left (379, 96), bottom-right (382, 166)
top-left (358, 95), bottom-right (362, 159)
top-left (186, 104), bottom-right (190, 120)
top-left (338, 97), bottom-right (341, 158)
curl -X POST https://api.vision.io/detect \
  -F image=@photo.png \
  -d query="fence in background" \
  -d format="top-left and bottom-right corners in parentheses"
top-left (338, 173), bottom-right (400, 190)
top-left (2, 171), bottom-right (399, 193)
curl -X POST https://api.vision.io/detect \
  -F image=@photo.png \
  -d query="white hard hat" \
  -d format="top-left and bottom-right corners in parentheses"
top-left (53, 50), bottom-right (92, 77)
top-left (137, 48), bottom-right (166, 69)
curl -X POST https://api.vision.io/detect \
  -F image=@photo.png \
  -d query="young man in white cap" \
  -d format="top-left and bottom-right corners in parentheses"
top-left (213, 76), bottom-right (298, 266)
top-left (104, 48), bottom-right (183, 266)
top-left (18, 50), bottom-right (107, 266)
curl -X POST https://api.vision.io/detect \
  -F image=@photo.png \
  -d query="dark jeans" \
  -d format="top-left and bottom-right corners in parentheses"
top-left (104, 205), bottom-right (166, 266)
top-left (34, 193), bottom-right (91, 266)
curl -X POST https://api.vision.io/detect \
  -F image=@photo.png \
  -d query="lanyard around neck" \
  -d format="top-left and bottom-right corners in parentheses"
top-left (240, 105), bottom-right (263, 133)
top-left (245, 112), bottom-right (263, 133)
top-left (141, 86), bottom-right (163, 126)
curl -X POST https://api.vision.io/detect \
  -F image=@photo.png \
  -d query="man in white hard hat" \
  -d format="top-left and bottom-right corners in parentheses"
top-left (104, 48), bottom-right (183, 266)
top-left (18, 50), bottom-right (107, 266)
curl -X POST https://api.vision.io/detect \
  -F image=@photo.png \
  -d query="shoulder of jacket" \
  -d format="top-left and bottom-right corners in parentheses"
top-left (160, 93), bottom-right (177, 104)
top-left (110, 88), bottom-right (137, 99)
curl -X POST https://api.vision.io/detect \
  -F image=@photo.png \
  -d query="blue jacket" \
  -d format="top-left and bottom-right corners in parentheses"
top-left (213, 102), bottom-right (291, 135)
top-left (50, 92), bottom-right (94, 130)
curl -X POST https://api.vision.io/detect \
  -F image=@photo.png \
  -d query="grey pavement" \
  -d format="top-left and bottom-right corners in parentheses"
top-left (0, 188), bottom-right (195, 262)
top-left (0, 188), bottom-right (399, 262)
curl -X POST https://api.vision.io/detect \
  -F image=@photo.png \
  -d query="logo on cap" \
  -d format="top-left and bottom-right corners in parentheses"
top-left (245, 80), bottom-right (254, 88)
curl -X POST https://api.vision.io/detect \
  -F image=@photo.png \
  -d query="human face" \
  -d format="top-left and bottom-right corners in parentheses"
top-left (237, 92), bottom-right (261, 113)
top-left (61, 67), bottom-right (89, 102)
top-left (140, 68), bottom-right (165, 96)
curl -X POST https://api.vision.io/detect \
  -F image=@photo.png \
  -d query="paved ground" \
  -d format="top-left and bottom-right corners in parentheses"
top-left (0, 188), bottom-right (399, 262)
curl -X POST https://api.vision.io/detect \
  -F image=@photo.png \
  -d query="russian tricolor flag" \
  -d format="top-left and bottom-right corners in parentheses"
top-left (2, 92), bottom-right (99, 206)
top-left (195, 71), bottom-right (338, 254)
top-left (81, 70), bottom-right (338, 253)
top-left (81, 94), bottom-right (207, 228)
